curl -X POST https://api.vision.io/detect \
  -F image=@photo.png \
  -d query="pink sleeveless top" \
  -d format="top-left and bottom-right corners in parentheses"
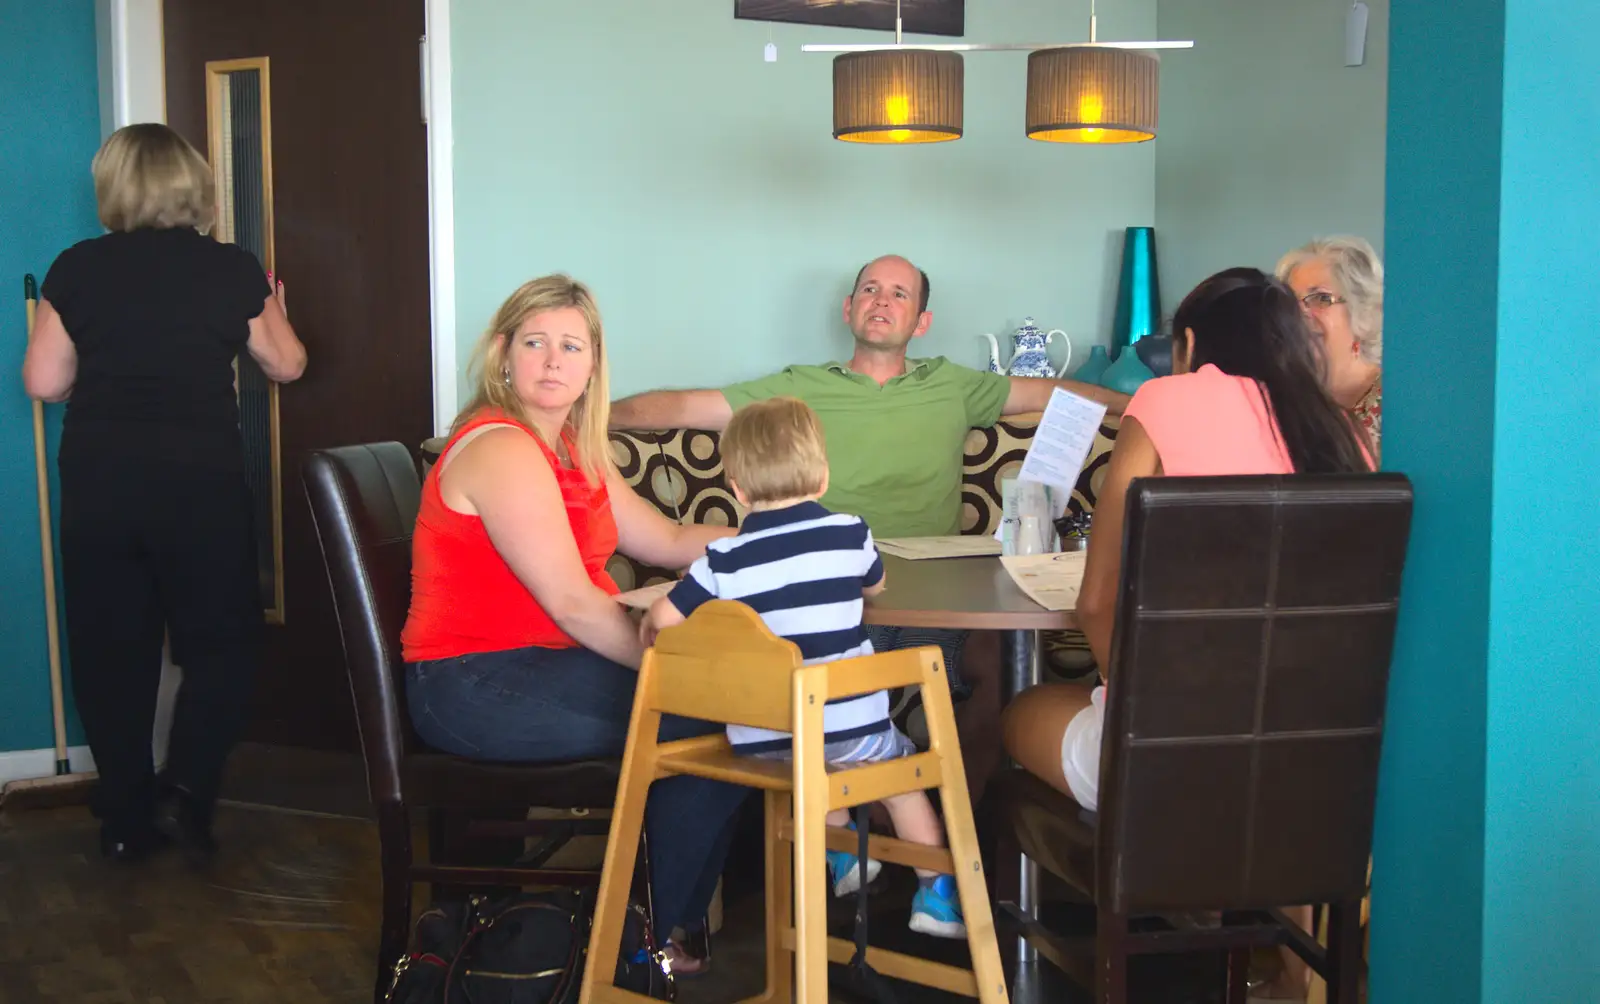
top-left (1123, 365), bottom-right (1295, 475)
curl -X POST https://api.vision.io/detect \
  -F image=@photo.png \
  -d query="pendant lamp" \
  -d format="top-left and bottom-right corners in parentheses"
top-left (1025, 46), bottom-right (1158, 144)
top-left (833, 49), bottom-right (963, 144)
top-left (831, 0), bottom-right (962, 144)
top-left (805, 0), bottom-right (1186, 146)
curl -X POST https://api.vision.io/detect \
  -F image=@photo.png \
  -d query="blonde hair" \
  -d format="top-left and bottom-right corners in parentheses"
top-left (722, 398), bottom-right (828, 504)
top-left (453, 275), bottom-right (612, 484)
top-left (92, 123), bottom-right (216, 233)
top-left (1277, 236), bottom-right (1384, 366)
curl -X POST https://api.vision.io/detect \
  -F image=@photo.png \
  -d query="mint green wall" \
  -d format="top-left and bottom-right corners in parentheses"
top-left (1154, 0), bottom-right (1387, 300)
top-left (450, 0), bottom-right (1156, 399)
top-left (0, 0), bottom-right (100, 752)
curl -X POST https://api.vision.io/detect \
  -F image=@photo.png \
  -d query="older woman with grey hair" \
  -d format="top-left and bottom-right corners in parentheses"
top-left (1277, 236), bottom-right (1384, 461)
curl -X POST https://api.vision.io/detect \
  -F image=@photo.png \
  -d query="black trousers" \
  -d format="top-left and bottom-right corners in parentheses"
top-left (58, 451), bottom-right (262, 837)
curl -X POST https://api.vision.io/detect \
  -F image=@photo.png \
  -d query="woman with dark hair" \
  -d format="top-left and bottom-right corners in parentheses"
top-left (1002, 266), bottom-right (1369, 812)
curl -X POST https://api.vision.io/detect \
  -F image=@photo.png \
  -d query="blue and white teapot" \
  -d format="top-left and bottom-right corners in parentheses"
top-left (980, 316), bottom-right (1071, 379)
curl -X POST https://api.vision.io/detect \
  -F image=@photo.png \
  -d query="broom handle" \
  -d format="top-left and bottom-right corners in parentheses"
top-left (24, 276), bottom-right (71, 774)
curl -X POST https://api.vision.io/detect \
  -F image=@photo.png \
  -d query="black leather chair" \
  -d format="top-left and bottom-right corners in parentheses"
top-left (303, 443), bottom-right (621, 1002)
top-left (995, 474), bottom-right (1413, 1004)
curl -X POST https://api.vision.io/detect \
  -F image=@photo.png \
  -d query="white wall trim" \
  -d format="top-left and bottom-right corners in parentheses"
top-left (97, 0), bottom-right (166, 130)
top-left (424, 0), bottom-right (458, 435)
top-left (0, 746), bottom-right (98, 789)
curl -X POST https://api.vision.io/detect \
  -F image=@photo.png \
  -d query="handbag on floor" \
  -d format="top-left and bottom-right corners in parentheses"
top-left (386, 889), bottom-right (672, 1004)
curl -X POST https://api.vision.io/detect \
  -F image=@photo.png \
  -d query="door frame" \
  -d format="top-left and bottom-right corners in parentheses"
top-left (97, 0), bottom-right (458, 435)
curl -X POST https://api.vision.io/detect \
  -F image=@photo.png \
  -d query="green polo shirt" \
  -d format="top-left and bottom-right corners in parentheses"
top-left (722, 357), bottom-right (1010, 538)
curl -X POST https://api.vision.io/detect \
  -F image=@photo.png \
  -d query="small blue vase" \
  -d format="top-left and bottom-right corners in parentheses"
top-left (1072, 345), bottom-right (1112, 384)
top-left (1099, 344), bottom-right (1155, 395)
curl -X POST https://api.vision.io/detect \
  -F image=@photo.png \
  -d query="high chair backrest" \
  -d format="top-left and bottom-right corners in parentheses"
top-left (645, 601), bottom-right (938, 731)
top-left (646, 601), bottom-right (804, 732)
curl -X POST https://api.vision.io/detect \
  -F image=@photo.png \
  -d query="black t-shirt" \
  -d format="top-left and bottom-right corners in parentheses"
top-left (42, 227), bottom-right (270, 469)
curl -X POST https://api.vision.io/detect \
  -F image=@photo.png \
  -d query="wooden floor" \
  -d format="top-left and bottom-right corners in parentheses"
top-left (0, 804), bottom-right (377, 1003)
top-left (0, 749), bottom-right (1293, 1004)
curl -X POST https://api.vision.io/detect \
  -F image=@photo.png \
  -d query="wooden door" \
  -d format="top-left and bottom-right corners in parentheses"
top-left (164, 0), bottom-right (433, 749)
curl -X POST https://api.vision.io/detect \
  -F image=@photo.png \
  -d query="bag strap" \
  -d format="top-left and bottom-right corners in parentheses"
top-left (847, 804), bottom-right (897, 1004)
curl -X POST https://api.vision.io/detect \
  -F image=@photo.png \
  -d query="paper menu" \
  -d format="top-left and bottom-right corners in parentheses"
top-left (876, 535), bottom-right (1003, 560)
top-left (999, 550), bottom-right (1088, 612)
top-left (1018, 386), bottom-right (1109, 492)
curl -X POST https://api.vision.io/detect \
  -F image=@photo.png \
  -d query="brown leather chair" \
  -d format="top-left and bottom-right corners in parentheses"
top-left (303, 443), bottom-right (621, 1003)
top-left (995, 473), bottom-right (1413, 1004)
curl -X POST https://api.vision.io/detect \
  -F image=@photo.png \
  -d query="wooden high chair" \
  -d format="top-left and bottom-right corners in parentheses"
top-left (580, 601), bottom-right (1008, 1004)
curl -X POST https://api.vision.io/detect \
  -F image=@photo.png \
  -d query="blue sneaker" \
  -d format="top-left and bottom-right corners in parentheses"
top-left (909, 874), bottom-right (966, 939)
top-left (825, 822), bottom-right (882, 897)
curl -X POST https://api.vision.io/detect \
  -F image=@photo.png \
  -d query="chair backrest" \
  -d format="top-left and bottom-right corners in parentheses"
top-left (1096, 473), bottom-right (1413, 914)
top-left (303, 443), bottom-right (423, 806)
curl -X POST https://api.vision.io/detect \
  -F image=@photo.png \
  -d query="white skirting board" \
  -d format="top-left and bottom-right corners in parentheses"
top-left (0, 745), bottom-right (97, 789)
top-left (0, 648), bottom-right (179, 790)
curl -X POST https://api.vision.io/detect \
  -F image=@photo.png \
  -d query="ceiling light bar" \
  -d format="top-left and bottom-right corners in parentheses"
top-left (802, 41), bottom-right (1194, 53)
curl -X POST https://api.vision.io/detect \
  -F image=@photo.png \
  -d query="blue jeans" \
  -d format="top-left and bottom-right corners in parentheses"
top-left (407, 646), bottom-right (750, 936)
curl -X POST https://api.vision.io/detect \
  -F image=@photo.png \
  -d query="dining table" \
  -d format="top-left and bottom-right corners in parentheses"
top-left (864, 550), bottom-right (1079, 964)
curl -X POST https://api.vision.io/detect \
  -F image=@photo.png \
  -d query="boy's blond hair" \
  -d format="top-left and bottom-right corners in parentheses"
top-left (722, 397), bottom-right (828, 504)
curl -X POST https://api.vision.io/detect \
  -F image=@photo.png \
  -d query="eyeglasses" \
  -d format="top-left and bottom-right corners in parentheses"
top-left (1299, 290), bottom-right (1347, 310)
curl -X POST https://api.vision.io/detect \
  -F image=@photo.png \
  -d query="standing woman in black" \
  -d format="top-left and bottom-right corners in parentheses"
top-left (21, 123), bottom-right (306, 861)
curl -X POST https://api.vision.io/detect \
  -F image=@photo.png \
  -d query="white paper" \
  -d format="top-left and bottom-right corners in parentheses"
top-left (613, 580), bottom-right (675, 610)
top-left (877, 535), bottom-right (1003, 560)
top-left (1000, 551), bottom-right (1088, 611)
top-left (1018, 386), bottom-right (1108, 492)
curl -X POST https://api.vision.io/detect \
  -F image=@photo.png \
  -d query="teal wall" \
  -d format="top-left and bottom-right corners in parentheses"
top-left (1370, 0), bottom-right (1499, 998)
top-left (1154, 0), bottom-right (1388, 300)
top-left (450, 0), bottom-right (1157, 399)
top-left (0, 0), bottom-right (101, 752)
top-left (1376, 0), bottom-right (1600, 1000)
top-left (1482, 0), bottom-right (1600, 997)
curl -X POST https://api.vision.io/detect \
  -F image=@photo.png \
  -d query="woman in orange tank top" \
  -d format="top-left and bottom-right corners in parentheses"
top-left (400, 276), bottom-right (736, 972)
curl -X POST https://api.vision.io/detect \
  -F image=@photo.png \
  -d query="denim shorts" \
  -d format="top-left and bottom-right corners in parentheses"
top-left (747, 725), bottom-right (919, 765)
top-left (862, 625), bottom-right (971, 697)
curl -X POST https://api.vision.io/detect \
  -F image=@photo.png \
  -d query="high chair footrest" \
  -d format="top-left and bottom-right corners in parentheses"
top-left (778, 929), bottom-right (981, 998)
top-left (777, 820), bottom-right (957, 875)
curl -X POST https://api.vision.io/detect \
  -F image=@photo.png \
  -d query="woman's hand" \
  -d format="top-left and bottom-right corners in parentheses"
top-left (269, 271), bottom-right (287, 318)
top-left (247, 277), bottom-right (307, 383)
top-left (640, 595), bottom-right (687, 650)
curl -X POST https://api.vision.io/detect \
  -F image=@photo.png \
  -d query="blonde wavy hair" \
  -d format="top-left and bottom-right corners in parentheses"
top-left (92, 123), bottom-right (216, 233)
top-left (453, 275), bottom-right (613, 485)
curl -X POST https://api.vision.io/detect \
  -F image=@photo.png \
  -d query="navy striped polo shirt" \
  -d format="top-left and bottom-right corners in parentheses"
top-left (666, 500), bottom-right (888, 753)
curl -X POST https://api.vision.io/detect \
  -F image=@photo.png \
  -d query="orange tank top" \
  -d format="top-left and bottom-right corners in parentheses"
top-left (400, 412), bottom-right (619, 662)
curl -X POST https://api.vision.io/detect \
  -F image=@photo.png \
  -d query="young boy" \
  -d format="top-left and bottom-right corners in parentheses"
top-left (642, 397), bottom-right (965, 938)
